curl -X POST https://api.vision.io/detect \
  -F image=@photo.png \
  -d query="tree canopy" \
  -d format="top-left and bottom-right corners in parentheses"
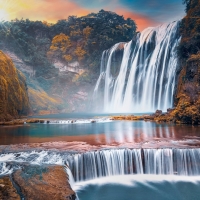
top-left (0, 10), bottom-right (137, 78)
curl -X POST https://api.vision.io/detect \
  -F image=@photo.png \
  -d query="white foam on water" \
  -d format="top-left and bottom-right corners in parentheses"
top-left (47, 118), bottom-right (112, 124)
top-left (0, 151), bottom-right (64, 176)
top-left (74, 175), bottom-right (200, 200)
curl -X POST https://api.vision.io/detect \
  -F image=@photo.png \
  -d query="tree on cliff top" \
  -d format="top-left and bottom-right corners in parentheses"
top-left (179, 0), bottom-right (200, 60)
top-left (0, 10), bottom-right (136, 78)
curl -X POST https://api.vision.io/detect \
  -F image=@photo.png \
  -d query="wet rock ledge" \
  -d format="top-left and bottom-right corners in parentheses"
top-left (111, 109), bottom-right (200, 125)
top-left (0, 119), bottom-right (46, 126)
top-left (111, 110), bottom-right (164, 121)
top-left (0, 165), bottom-right (76, 200)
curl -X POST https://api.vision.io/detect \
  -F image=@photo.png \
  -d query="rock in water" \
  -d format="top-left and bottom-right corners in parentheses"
top-left (0, 51), bottom-right (30, 121)
top-left (13, 165), bottom-right (76, 200)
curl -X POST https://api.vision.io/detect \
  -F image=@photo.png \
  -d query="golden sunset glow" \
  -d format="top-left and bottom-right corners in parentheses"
top-left (0, 0), bottom-right (31, 21)
top-left (0, 9), bottom-right (9, 21)
top-left (0, 0), bottom-right (184, 31)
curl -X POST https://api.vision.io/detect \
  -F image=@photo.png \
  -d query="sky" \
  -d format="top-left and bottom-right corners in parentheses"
top-left (0, 0), bottom-right (185, 31)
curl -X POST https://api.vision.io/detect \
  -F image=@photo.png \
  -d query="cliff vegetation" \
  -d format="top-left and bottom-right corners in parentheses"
top-left (156, 0), bottom-right (200, 124)
top-left (0, 10), bottom-right (136, 79)
top-left (0, 10), bottom-right (136, 114)
top-left (0, 51), bottom-right (30, 121)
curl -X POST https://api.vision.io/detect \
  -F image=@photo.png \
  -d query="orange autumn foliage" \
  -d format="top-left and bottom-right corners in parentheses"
top-left (83, 26), bottom-right (92, 39)
top-left (0, 51), bottom-right (30, 121)
top-left (74, 46), bottom-right (86, 61)
top-left (47, 33), bottom-right (71, 62)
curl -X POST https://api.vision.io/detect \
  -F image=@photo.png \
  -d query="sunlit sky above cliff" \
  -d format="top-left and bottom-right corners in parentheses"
top-left (0, 0), bottom-right (185, 31)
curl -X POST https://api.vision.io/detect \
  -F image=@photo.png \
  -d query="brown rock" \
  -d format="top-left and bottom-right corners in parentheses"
top-left (0, 176), bottom-right (20, 200)
top-left (0, 119), bottom-right (25, 126)
top-left (26, 119), bottom-right (40, 123)
top-left (13, 165), bottom-right (76, 200)
top-left (155, 110), bottom-right (162, 116)
top-left (167, 108), bottom-right (174, 113)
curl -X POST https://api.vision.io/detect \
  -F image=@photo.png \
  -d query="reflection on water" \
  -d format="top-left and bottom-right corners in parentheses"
top-left (102, 121), bottom-right (176, 143)
top-left (29, 113), bottom-right (151, 119)
top-left (0, 120), bottom-right (200, 145)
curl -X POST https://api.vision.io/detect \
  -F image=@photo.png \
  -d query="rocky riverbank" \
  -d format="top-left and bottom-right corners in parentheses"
top-left (111, 108), bottom-right (200, 125)
top-left (0, 118), bottom-right (47, 126)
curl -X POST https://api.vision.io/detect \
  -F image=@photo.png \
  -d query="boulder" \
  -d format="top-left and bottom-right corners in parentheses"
top-left (13, 165), bottom-right (76, 200)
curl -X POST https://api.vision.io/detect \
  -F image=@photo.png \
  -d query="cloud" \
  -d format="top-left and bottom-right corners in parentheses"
top-left (3, 0), bottom-right (185, 31)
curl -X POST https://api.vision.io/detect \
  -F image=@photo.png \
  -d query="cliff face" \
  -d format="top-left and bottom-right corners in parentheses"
top-left (0, 10), bottom-right (136, 114)
top-left (158, 0), bottom-right (200, 124)
top-left (173, 59), bottom-right (200, 124)
top-left (0, 51), bottom-right (30, 121)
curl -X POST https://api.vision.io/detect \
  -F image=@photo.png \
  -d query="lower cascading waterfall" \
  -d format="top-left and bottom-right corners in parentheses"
top-left (1, 148), bottom-right (200, 182)
top-left (94, 21), bottom-right (181, 113)
top-left (68, 148), bottom-right (200, 182)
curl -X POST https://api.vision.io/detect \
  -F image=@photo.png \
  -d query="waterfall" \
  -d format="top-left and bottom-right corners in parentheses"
top-left (1, 148), bottom-right (200, 183)
top-left (68, 148), bottom-right (200, 182)
top-left (94, 21), bottom-right (181, 113)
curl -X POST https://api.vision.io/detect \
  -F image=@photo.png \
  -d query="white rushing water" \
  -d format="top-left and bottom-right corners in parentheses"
top-left (1, 148), bottom-right (200, 182)
top-left (30, 118), bottom-right (111, 124)
top-left (68, 148), bottom-right (200, 182)
top-left (0, 151), bottom-right (64, 176)
top-left (94, 21), bottom-right (181, 112)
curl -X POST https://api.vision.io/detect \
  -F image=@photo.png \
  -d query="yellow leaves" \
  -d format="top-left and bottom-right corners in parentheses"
top-left (187, 52), bottom-right (200, 62)
top-left (28, 88), bottom-right (61, 115)
top-left (74, 46), bottom-right (86, 61)
top-left (48, 33), bottom-right (71, 61)
top-left (52, 34), bottom-right (71, 49)
top-left (48, 29), bottom-right (89, 63)
top-left (63, 55), bottom-right (72, 62)
top-left (50, 33), bottom-right (71, 53)
top-left (83, 26), bottom-right (92, 38)
top-left (50, 46), bottom-right (58, 51)
top-left (0, 51), bottom-right (30, 120)
top-left (70, 30), bottom-right (82, 37)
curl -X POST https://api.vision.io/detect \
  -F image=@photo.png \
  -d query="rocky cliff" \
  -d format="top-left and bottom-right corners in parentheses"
top-left (144, 0), bottom-right (200, 125)
top-left (0, 51), bottom-right (30, 121)
top-left (170, 0), bottom-right (200, 124)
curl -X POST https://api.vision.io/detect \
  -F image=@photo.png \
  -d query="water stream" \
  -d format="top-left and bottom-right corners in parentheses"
top-left (94, 21), bottom-right (181, 113)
